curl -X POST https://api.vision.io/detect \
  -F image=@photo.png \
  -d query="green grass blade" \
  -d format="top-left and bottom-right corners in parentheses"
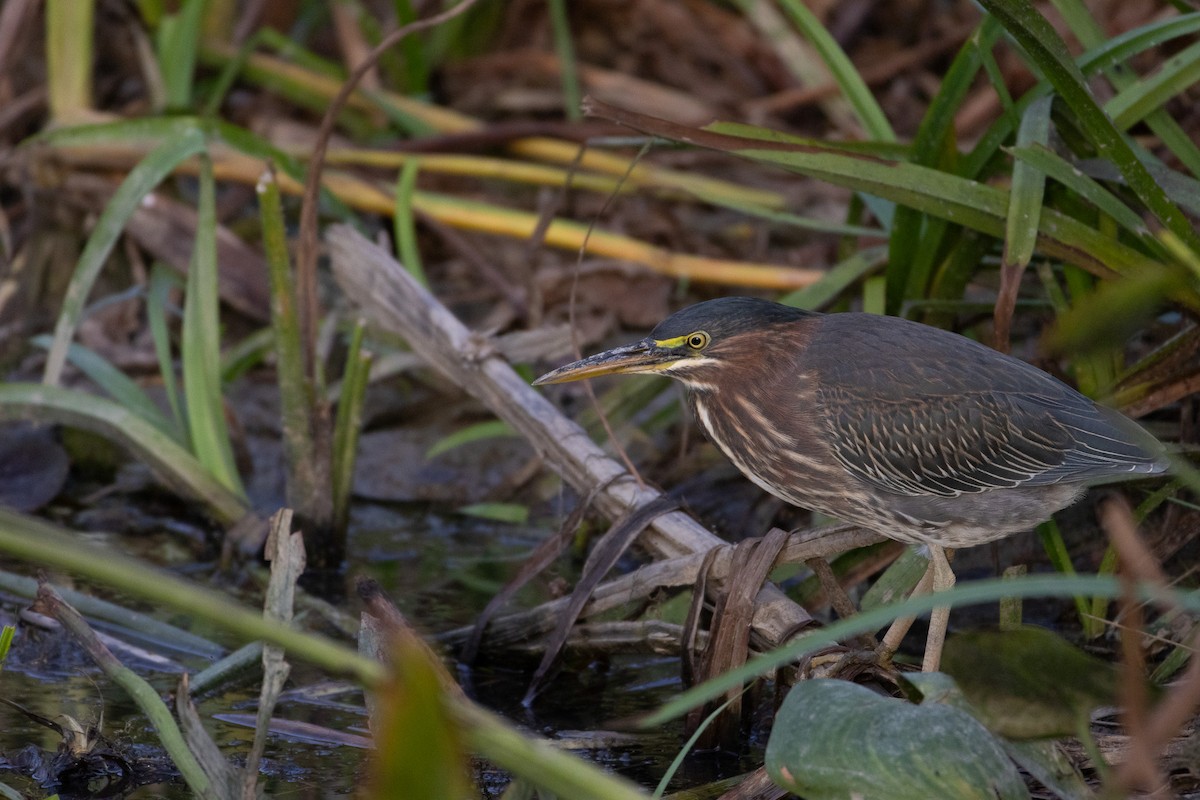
top-left (0, 504), bottom-right (368, 679)
top-left (219, 327), bottom-right (273, 384)
top-left (181, 156), bottom-right (245, 497)
top-left (46, 0), bottom-right (94, 119)
top-left (34, 115), bottom-right (207, 146)
top-left (586, 104), bottom-right (1168, 284)
top-left (0, 384), bottom-right (247, 525)
top-left (427, 419), bottom-right (517, 459)
top-left (392, 0), bottom-right (431, 94)
top-left (258, 165), bottom-right (319, 519)
top-left (705, 122), bottom-right (909, 159)
top-left (962, 11), bottom-right (1200, 187)
top-left (1105, 38), bottom-right (1200, 131)
top-left (1077, 13), bottom-right (1200, 76)
top-left (0, 625), bottom-right (13, 668)
top-left (40, 586), bottom-right (217, 799)
top-left (1050, 0), bottom-right (1200, 178)
top-left (1035, 519), bottom-right (1093, 632)
top-left (1084, 545), bottom-right (1118, 639)
top-left (547, 0), bottom-right (582, 121)
top-left (1008, 144), bottom-right (1153, 240)
top-left (1048, 0), bottom-right (1109, 51)
top-left (729, 142), bottom-right (1153, 277)
top-left (925, 231), bottom-right (995, 317)
top-left (394, 160), bottom-right (429, 287)
top-left (257, 26), bottom-right (346, 78)
top-left (31, 335), bottom-right (181, 442)
top-left (457, 503), bottom-right (529, 524)
top-left (887, 17), bottom-right (1001, 310)
top-left (862, 274), bottom-right (886, 315)
top-left (1005, 95), bottom-right (1053, 270)
top-left (332, 320), bottom-right (370, 535)
top-left (779, 245), bottom-right (887, 310)
top-left (209, 120), bottom-right (358, 217)
top-left (41, 125), bottom-right (208, 387)
top-left (202, 29), bottom-right (266, 119)
top-left (708, 198), bottom-right (884, 238)
top-left (977, 0), bottom-right (1200, 254)
top-left (155, 0), bottom-right (203, 110)
top-left (653, 692), bottom-right (744, 798)
top-left (147, 264), bottom-right (185, 431)
top-left (771, 0), bottom-right (895, 141)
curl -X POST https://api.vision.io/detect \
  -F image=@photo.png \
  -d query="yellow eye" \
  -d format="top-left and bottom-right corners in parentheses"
top-left (686, 332), bottom-right (710, 350)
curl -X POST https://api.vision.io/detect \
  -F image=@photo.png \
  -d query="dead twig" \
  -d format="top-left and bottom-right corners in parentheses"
top-left (524, 495), bottom-right (678, 705)
top-left (439, 523), bottom-right (879, 652)
top-left (1101, 495), bottom-right (1200, 796)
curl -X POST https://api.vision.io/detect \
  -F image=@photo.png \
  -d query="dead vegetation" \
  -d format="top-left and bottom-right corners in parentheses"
top-left (1, 0), bottom-right (1199, 798)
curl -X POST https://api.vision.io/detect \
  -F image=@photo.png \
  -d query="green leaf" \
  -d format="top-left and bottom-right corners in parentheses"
top-left (1050, 0), bottom-right (1200, 179)
top-left (860, 546), bottom-right (929, 612)
top-left (941, 626), bottom-right (1120, 739)
top-left (779, 245), bottom-right (887, 310)
top-left (1009, 144), bottom-right (1152, 240)
top-left (457, 503), bottom-right (529, 524)
top-left (181, 156), bottom-right (245, 497)
top-left (332, 321), bottom-right (370, 533)
top-left (369, 639), bottom-right (475, 799)
top-left (766, 679), bottom-right (1028, 800)
top-left (392, 0), bottom-right (431, 94)
top-left (976, 0), bottom-right (1200, 253)
top-left (30, 335), bottom-right (181, 442)
top-left (40, 124), bottom-right (208, 387)
top-left (1005, 740), bottom-right (1094, 800)
top-left (639, 573), bottom-right (1169, 729)
top-left (962, 10), bottom-right (1200, 194)
top-left (45, 0), bottom-right (94, 118)
top-left (700, 194), bottom-right (886, 238)
top-left (903, 673), bottom-right (1093, 800)
top-left (1005, 95), bottom-right (1053, 270)
top-left (1105, 38), bottom-right (1200, 132)
top-left (0, 383), bottom-right (248, 525)
top-left (146, 264), bottom-right (185, 431)
top-left (728, 141), bottom-right (1151, 277)
top-left (1046, 267), bottom-right (1187, 357)
top-left (258, 164), bottom-right (318, 517)
top-left (0, 625), bottom-right (13, 668)
top-left (155, 0), bottom-right (203, 110)
top-left (394, 160), bottom-right (429, 287)
top-left (427, 419), bottom-right (517, 458)
top-left (547, 0), bottom-right (581, 121)
top-left (888, 16), bottom-right (1001, 310)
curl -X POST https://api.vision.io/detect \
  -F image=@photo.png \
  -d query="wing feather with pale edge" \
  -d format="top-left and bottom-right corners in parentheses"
top-left (807, 314), bottom-right (1165, 497)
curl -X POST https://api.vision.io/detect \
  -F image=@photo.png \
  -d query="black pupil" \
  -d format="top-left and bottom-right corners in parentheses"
top-left (690, 335), bottom-right (703, 347)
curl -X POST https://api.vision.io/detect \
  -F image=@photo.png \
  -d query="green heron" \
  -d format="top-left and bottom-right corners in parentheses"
top-left (534, 297), bottom-right (1168, 670)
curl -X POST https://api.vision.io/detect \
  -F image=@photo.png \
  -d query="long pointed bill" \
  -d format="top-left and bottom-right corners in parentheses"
top-left (533, 339), bottom-right (672, 385)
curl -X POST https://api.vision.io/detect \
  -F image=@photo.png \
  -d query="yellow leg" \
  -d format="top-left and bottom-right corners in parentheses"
top-left (876, 546), bottom-right (956, 671)
top-left (922, 546), bottom-right (956, 672)
top-left (877, 557), bottom-right (936, 664)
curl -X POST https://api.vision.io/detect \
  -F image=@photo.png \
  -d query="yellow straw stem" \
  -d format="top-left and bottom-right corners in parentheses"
top-left (200, 42), bottom-right (787, 210)
top-left (49, 142), bottom-right (821, 290)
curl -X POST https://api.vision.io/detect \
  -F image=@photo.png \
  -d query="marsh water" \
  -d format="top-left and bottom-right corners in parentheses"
top-left (0, 496), bottom-right (774, 798)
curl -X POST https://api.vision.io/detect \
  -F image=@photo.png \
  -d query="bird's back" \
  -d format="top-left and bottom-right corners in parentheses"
top-left (800, 312), bottom-right (1167, 499)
